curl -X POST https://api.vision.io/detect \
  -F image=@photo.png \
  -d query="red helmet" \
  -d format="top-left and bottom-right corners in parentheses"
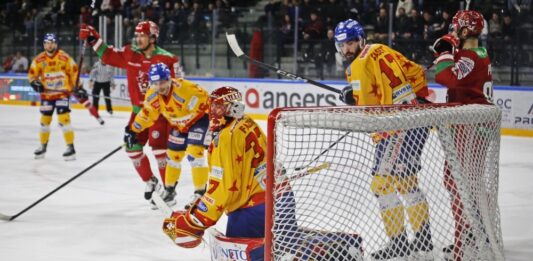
top-left (451, 10), bottom-right (484, 37)
top-left (135, 20), bottom-right (159, 39)
top-left (209, 86), bottom-right (245, 131)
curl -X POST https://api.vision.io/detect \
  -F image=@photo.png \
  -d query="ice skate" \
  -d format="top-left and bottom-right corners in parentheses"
top-left (34, 143), bottom-right (47, 159)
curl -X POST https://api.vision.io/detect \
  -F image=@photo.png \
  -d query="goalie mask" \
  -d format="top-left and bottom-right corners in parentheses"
top-left (209, 86), bottom-right (245, 131)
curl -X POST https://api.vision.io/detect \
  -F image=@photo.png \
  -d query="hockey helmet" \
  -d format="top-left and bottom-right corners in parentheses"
top-left (334, 19), bottom-right (365, 44)
top-left (334, 19), bottom-right (366, 58)
top-left (451, 10), bottom-right (484, 37)
top-left (148, 63), bottom-right (171, 84)
top-left (43, 33), bottom-right (57, 43)
top-left (135, 20), bottom-right (159, 39)
top-left (209, 86), bottom-right (245, 131)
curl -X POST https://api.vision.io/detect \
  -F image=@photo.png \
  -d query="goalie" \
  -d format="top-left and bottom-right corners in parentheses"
top-left (162, 86), bottom-right (266, 260)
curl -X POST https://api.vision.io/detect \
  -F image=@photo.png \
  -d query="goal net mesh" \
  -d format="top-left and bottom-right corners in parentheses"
top-left (266, 104), bottom-right (503, 261)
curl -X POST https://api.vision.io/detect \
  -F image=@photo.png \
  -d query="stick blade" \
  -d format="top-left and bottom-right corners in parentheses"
top-left (226, 32), bottom-right (244, 57)
top-left (0, 212), bottom-right (13, 221)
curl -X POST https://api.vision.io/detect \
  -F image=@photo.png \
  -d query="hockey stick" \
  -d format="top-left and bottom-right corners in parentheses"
top-left (88, 93), bottom-right (131, 102)
top-left (226, 33), bottom-right (341, 94)
top-left (151, 189), bottom-right (174, 217)
top-left (295, 132), bottom-right (350, 171)
top-left (0, 145), bottom-right (123, 221)
top-left (288, 162), bottom-right (331, 182)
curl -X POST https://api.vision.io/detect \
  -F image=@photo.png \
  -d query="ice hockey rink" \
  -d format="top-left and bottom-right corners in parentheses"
top-left (1, 104), bottom-right (532, 261)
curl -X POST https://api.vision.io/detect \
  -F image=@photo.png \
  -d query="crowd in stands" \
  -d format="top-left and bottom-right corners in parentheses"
top-left (264, 0), bottom-right (531, 70)
top-left (0, 0), bottom-right (532, 74)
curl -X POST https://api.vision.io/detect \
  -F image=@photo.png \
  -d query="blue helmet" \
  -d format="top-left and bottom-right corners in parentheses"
top-left (148, 63), bottom-right (171, 84)
top-left (334, 19), bottom-right (365, 43)
top-left (43, 33), bottom-right (57, 43)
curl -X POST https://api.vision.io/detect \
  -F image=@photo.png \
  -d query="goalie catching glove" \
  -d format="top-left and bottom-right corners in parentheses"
top-left (163, 210), bottom-right (208, 248)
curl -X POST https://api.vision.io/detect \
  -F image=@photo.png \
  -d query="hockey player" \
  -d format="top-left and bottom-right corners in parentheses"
top-left (335, 19), bottom-right (433, 259)
top-left (161, 86), bottom-right (266, 260)
top-left (79, 21), bottom-right (185, 204)
top-left (28, 33), bottom-right (78, 161)
top-left (431, 10), bottom-right (493, 260)
top-left (124, 63), bottom-right (209, 208)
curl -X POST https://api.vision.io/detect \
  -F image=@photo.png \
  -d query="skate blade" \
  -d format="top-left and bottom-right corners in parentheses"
top-left (63, 155), bottom-right (76, 161)
top-left (34, 154), bottom-right (45, 159)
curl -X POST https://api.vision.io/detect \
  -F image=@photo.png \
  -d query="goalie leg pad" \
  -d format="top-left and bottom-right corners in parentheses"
top-left (395, 175), bottom-right (430, 232)
top-left (57, 112), bottom-right (74, 145)
top-left (370, 175), bottom-right (405, 237)
top-left (208, 228), bottom-right (265, 261)
top-left (39, 114), bottom-right (52, 144)
top-left (165, 149), bottom-right (185, 186)
top-left (186, 144), bottom-right (208, 190)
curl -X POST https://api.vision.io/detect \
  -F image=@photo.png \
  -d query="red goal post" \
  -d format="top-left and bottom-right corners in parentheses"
top-left (265, 104), bottom-right (503, 261)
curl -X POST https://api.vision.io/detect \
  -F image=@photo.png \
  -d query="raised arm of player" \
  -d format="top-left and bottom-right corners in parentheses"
top-left (79, 24), bottom-right (129, 69)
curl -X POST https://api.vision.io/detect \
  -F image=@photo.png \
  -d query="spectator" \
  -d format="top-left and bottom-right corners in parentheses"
top-left (433, 9), bottom-right (452, 39)
top-left (501, 13), bottom-right (515, 41)
top-left (80, 5), bottom-right (92, 25)
top-left (2, 55), bottom-right (14, 72)
top-left (394, 7), bottom-right (411, 39)
top-left (374, 7), bottom-right (389, 43)
top-left (11, 51), bottom-right (29, 73)
top-left (489, 12), bottom-right (502, 38)
top-left (321, 28), bottom-right (337, 77)
top-left (396, 0), bottom-right (413, 17)
top-left (409, 8), bottom-right (424, 39)
top-left (277, 14), bottom-right (293, 58)
top-left (89, 61), bottom-right (115, 115)
top-left (303, 9), bottom-right (324, 41)
top-left (422, 10), bottom-right (435, 41)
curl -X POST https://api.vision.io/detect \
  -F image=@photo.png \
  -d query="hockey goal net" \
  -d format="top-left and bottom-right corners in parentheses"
top-left (265, 104), bottom-right (503, 261)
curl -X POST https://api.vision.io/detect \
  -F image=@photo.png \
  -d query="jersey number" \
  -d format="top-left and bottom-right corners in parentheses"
top-left (208, 179), bottom-right (220, 194)
top-left (245, 127), bottom-right (265, 169)
top-left (379, 54), bottom-right (402, 88)
top-left (483, 81), bottom-right (494, 103)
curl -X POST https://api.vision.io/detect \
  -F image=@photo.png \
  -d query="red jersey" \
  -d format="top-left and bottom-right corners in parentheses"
top-left (93, 41), bottom-right (183, 107)
top-left (434, 47), bottom-right (493, 104)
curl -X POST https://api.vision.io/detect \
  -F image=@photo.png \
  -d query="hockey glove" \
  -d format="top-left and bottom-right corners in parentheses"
top-left (79, 24), bottom-right (101, 47)
top-left (124, 127), bottom-right (138, 149)
top-left (30, 80), bottom-right (44, 93)
top-left (163, 210), bottom-right (206, 248)
top-left (340, 86), bottom-right (356, 105)
top-left (431, 34), bottom-right (459, 57)
top-left (73, 86), bottom-right (89, 100)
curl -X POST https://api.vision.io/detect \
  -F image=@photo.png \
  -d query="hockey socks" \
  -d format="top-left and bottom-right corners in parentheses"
top-left (153, 149), bottom-right (167, 184)
top-left (127, 150), bottom-right (154, 182)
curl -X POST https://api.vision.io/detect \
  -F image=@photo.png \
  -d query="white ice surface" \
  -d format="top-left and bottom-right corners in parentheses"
top-left (0, 105), bottom-right (532, 261)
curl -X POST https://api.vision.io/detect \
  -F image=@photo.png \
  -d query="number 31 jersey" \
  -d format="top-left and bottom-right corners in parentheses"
top-left (194, 116), bottom-right (267, 226)
top-left (345, 44), bottom-right (429, 105)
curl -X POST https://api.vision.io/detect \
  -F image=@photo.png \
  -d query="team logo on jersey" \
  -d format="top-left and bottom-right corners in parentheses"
top-left (254, 163), bottom-right (266, 178)
top-left (147, 92), bottom-right (158, 101)
top-left (197, 201), bottom-right (208, 212)
top-left (455, 56), bottom-right (475, 80)
top-left (188, 132), bottom-right (203, 141)
top-left (151, 130), bottom-right (160, 139)
top-left (210, 166), bottom-right (223, 179)
top-left (172, 92), bottom-right (185, 103)
top-left (203, 195), bottom-right (215, 205)
top-left (350, 80), bottom-right (361, 91)
top-left (133, 122), bottom-right (142, 131)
